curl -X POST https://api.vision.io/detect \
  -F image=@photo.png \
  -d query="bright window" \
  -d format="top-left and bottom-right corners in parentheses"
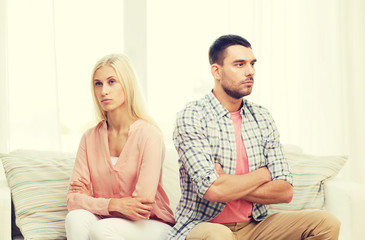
top-left (6, 0), bottom-right (124, 152)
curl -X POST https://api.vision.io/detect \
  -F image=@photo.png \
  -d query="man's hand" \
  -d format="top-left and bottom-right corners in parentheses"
top-left (215, 163), bottom-right (271, 181)
top-left (215, 163), bottom-right (225, 175)
top-left (69, 177), bottom-right (93, 196)
top-left (108, 197), bottom-right (154, 221)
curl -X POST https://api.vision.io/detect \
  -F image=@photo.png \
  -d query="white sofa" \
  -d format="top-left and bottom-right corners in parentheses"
top-left (0, 159), bottom-right (12, 240)
top-left (1, 146), bottom-right (365, 240)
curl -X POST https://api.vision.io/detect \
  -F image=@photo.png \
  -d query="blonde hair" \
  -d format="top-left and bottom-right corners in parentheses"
top-left (91, 54), bottom-right (156, 127)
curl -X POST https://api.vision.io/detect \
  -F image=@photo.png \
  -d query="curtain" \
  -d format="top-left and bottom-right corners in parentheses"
top-left (0, 0), bottom-right (124, 153)
top-left (250, 0), bottom-right (365, 183)
top-left (146, 0), bottom-right (365, 183)
top-left (6, 0), bottom-right (61, 152)
top-left (339, 0), bottom-right (365, 184)
top-left (251, 0), bottom-right (352, 155)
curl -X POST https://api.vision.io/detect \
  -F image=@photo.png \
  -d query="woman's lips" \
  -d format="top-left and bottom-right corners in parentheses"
top-left (101, 99), bottom-right (112, 103)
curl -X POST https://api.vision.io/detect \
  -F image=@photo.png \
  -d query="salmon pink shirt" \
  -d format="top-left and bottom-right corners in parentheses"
top-left (67, 119), bottom-right (175, 225)
top-left (210, 110), bottom-right (252, 223)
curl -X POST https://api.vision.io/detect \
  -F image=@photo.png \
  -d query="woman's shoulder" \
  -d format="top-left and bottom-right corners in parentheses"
top-left (129, 119), bottom-right (162, 139)
top-left (82, 120), bottom-right (106, 138)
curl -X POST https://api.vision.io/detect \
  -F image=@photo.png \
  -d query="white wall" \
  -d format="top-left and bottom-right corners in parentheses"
top-left (0, 0), bottom-right (9, 153)
top-left (123, 0), bottom-right (147, 97)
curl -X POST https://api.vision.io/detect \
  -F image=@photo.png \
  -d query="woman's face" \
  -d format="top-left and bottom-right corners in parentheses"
top-left (93, 65), bottom-right (125, 113)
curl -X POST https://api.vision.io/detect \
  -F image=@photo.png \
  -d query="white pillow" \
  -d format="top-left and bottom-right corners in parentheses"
top-left (1, 150), bottom-right (75, 240)
top-left (269, 146), bottom-right (347, 213)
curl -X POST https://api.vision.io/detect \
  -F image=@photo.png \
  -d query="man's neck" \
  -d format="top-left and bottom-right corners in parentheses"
top-left (212, 89), bottom-right (243, 112)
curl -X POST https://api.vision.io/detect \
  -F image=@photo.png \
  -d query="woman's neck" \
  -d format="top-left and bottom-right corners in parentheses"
top-left (106, 107), bottom-right (135, 134)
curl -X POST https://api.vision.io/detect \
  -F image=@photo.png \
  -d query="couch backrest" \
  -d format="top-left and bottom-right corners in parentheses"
top-left (162, 147), bottom-right (181, 212)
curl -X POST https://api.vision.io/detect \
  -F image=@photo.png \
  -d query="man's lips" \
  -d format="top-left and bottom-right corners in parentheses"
top-left (243, 80), bottom-right (254, 85)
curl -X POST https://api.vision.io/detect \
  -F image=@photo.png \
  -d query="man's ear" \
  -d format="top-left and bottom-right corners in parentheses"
top-left (211, 63), bottom-right (222, 81)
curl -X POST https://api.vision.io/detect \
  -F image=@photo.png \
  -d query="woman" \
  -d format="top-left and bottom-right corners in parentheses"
top-left (65, 54), bottom-right (174, 240)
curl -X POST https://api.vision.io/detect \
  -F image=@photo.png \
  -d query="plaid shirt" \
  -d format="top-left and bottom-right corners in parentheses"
top-left (169, 92), bottom-right (292, 240)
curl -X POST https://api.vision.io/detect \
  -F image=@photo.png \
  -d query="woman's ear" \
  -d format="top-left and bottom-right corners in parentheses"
top-left (211, 63), bottom-right (222, 81)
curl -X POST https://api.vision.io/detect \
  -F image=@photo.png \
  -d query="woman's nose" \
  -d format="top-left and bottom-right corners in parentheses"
top-left (102, 85), bottom-right (109, 95)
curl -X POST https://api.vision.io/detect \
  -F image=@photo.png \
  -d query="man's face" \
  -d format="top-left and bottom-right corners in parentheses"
top-left (218, 45), bottom-right (256, 99)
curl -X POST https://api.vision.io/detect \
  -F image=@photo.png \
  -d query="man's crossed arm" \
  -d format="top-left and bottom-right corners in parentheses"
top-left (203, 164), bottom-right (293, 204)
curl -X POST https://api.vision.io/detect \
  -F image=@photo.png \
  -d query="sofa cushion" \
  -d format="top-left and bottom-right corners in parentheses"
top-left (162, 147), bottom-right (181, 212)
top-left (269, 145), bottom-right (347, 213)
top-left (1, 150), bottom-right (75, 240)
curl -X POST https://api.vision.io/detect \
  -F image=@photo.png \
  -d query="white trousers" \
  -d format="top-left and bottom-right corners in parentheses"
top-left (65, 209), bottom-right (172, 240)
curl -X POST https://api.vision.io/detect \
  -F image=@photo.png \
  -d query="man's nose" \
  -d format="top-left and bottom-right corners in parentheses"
top-left (245, 65), bottom-right (255, 76)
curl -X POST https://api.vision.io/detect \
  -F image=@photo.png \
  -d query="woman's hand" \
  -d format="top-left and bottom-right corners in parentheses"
top-left (69, 177), bottom-right (93, 196)
top-left (108, 197), bottom-right (154, 221)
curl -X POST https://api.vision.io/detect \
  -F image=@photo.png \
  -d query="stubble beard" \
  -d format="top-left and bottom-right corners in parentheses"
top-left (222, 83), bottom-right (253, 99)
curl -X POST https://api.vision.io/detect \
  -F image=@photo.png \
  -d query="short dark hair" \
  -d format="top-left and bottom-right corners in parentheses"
top-left (208, 34), bottom-right (252, 65)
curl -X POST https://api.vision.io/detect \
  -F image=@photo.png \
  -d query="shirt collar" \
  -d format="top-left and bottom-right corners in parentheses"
top-left (205, 91), bottom-right (229, 118)
top-left (206, 91), bottom-right (247, 119)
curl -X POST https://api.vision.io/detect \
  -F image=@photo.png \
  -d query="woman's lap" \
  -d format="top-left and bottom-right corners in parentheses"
top-left (66, 209), bottom-right (171, 240)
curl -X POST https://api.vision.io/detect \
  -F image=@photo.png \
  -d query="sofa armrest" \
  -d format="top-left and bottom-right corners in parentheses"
top-left (324, 178), bottom-right (365, 240)
top-left (0, 160), bottom-right (12, 240)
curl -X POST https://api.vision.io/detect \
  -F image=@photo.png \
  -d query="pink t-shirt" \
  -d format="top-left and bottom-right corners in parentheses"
top-left (210, 111), bottom-right (252, 223)
top-left (67, 120), bottom-right (175, 225)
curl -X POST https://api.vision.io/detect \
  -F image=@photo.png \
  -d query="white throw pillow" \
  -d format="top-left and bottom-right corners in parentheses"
top-left (1, 150), bottom-right (75, 240)
top-left (269, 145), bottom-right (347, 213)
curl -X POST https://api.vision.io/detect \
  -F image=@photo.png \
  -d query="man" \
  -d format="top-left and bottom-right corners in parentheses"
top-left (169, 35), bottom-right (340, 240)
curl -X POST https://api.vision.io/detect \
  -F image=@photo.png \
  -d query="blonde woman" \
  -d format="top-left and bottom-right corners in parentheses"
top-left (65, 54), bottom-right (174, 240)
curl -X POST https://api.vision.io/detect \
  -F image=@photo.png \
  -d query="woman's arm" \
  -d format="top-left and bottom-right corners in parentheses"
top-left (69, 177), bottom-right (92, 196)
top-left (131, 127), bottom-right (165, 201)
top-left (108, 197), bottom-right (154, 221)
top-left (67, 133), bottom-right (111, 216)
top-left (70, 177), bottom-right (155, 220)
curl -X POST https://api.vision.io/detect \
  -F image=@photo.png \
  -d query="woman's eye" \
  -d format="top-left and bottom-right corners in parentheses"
top-left (109, 80), bottom-right (116, 84)
top-left (95, 82), bottom-right (102, 86)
